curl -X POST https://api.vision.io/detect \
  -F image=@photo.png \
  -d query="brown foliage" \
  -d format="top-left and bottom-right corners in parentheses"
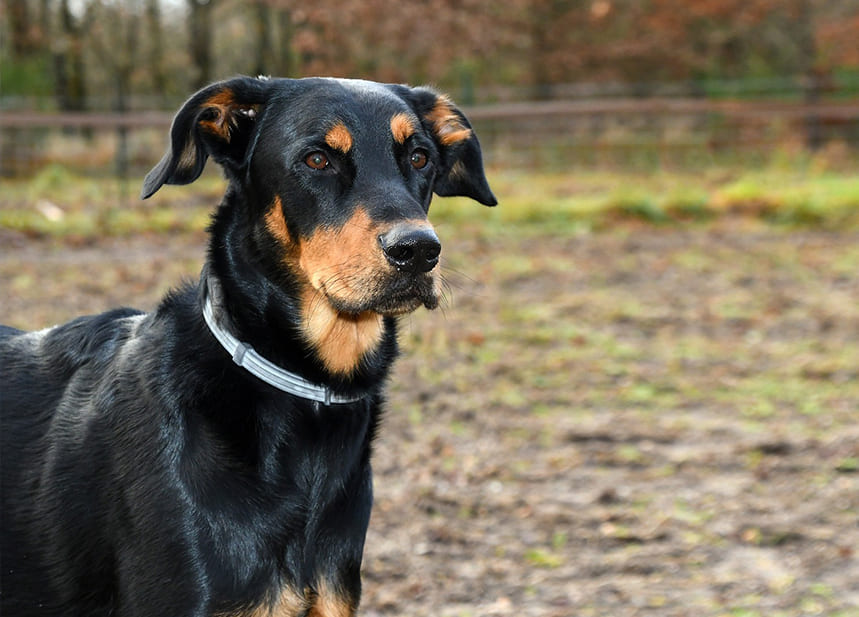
top-left (4, 0), bottom-right (859, 107)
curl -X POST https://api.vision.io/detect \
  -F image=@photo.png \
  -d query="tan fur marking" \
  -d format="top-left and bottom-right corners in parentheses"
top-left (205, 89), bottom-right (236, 108)
top-left (198, 89), bottom-right (259, 142)
top-left (324, 123), bottom-right (353, 153)
top-left (298, 209), bottom-right (382, 297)
top-left (425, 96), bottom-right (473, 146)
top-left (307, 580), bottom-right (356, 617)
top-left (300, 287), bottom-right (384, 376)
top-left (199, 89), bottom-right (237, 140)
top-left (390, 112), bottom-right (417, 144)
top-left (448, 159), bottom-right (468, 181)
top-left (218, 584), bottom-right (307, 617)
top-left (265, 195), bottom-right (293, 247)
top-left (297, 208), bottom-right (386, 374)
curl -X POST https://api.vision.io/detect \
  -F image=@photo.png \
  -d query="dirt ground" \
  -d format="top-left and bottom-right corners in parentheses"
top-left (2, 220), bottom-right (858, 617)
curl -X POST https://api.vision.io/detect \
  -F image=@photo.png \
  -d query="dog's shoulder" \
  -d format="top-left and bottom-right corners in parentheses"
top-left (1, 307), bottom-right (147, 384)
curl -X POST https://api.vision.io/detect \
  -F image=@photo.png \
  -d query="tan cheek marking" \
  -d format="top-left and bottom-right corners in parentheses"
top-left (425, 95), bottom-right (473, 146)
top-left (265, 195), bottom-right (292, 245)
top-left (297, 208), bottom-right (386, 375)
top-left (300, 287), bottom-right (384, 376)
top-left (324, 123), bottom-right (353, 153)
top-left (265, 196), bottom-right (301, 271)
top-left (298, 208), bottom-right (384, 296)
top-left (390, 112), bottom-right (417, 144)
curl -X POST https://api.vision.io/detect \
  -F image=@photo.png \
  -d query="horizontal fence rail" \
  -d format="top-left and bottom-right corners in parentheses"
top-left (2, 99), bottom-right (858, 128)
top-left (2, 99), bottom-right (858, 176)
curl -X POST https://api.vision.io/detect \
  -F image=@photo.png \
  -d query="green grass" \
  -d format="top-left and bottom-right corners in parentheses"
top-left (4, 163), bottom-right (859, 239)
top-left (0, 165), bottom-right (224, 238)
top-left (436, 166), bottom-right (859, 231)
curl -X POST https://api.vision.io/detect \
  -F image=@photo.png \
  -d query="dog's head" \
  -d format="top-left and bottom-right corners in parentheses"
top-left (143, 76), bottom-right (495, 372)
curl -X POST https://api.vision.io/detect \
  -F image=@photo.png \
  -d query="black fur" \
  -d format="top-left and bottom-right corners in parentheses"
top-left (0, 76), bottom-right (495, 617)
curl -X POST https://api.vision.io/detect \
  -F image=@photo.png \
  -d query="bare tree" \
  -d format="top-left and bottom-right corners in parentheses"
top-left (276, 6), bottom-right (294, 77)
top-left (7, 0), bottom-right (38, 56)
top-left (54, 0), bottom-right (88, 111)
top-left (147, 0), bottom-right (168, 99)
top-left (252, 0), bottom-right (272, 76)
top-left (188, 0), bottom-right (215, 89)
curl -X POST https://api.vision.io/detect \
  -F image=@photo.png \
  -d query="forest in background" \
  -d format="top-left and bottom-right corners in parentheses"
top-left (3, 0), bottom-right (859, 112)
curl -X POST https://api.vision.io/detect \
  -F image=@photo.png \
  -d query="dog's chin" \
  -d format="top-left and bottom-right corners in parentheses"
top-left (325, 283), bottom-right (439, 317)
top-left (376, 294), bottom-right (439, 316)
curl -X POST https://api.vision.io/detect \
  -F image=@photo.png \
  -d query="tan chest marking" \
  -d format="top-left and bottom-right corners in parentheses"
top-left (307, 579), bottom-right (356, 617)
top-left (220, 580), bottom-right (356, 617)
top-left (218, 585), bottom-right (305, 617)
top-left (300, 287), bottom-right (383, 376)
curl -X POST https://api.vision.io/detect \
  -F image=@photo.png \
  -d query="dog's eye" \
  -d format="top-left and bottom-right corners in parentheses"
top-left (306, 152), bottom-right (330, 170)
top-left (410, 149), bottom-right (429, 170)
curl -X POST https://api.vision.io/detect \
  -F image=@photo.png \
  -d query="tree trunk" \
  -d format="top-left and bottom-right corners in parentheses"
top-left (147, 0), bottom-right (168, 100)
top-left (54, 0), bottom-right (87, 112)
top-left (277, 8), bottom-right (294, 77)
top-left (188, 0), bottom-right (215, 89)
top-left (795, 0), bottom-right (823, 150)
top-left (253, 0), bottom-right (272, 77)
top-left (8, 0), bottom-right (36, 56)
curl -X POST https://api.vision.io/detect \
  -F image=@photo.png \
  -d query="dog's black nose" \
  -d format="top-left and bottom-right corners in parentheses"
top-left (380, 225), bottom-right (441, 274)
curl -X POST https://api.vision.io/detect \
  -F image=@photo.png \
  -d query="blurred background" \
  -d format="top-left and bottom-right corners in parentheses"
top-left (2, 0), bottom-right (859, 179)
top-left (3, 3), bottom-right (859, 616)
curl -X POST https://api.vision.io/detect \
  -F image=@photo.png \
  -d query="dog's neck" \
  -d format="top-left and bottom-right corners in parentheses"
top-left (201, 274), bottom-right (366, 405)
top-left (201, 193), bottom-right (399, 395)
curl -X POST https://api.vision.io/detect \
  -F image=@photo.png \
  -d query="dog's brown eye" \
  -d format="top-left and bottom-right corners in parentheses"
top-left (306, 152), bottom-right (329, 170)
top-left (410, 149), bottom-right (429, 170)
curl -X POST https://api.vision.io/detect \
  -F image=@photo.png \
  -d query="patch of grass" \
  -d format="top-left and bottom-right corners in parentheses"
top-left (663, 185), bottom-right (713, 221)
top-left (0, 169), bottom-right (224, 238)
top-left (606, 188), bottom-right (670, 223)
top-left (435, 167), bottom-right (859, 230)
top-left (5, 165), bottom-right (859, 238)
top-left (835, 457), bottom-right (859, 473)
top-left (524, 548), bottom-right (564, 569)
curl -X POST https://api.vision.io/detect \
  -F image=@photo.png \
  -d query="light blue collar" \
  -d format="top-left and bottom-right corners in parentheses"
top-left (202, 280), bottom-right (363, 405)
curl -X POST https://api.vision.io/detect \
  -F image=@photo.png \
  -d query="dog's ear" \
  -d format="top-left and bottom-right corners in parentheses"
top-left (396, 86), bottom-right (497, 207)
top-left (141, 76), bottom-right (270, 199)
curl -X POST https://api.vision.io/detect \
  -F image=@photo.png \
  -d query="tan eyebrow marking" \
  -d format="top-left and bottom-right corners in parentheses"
top-left (390, 112), bottom-right (417, 144)
top-left (324, 122), bottom-right (353, 153)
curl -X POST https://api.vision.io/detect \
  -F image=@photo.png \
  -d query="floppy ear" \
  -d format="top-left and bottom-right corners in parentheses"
top-left (141, 76), bottom-right (271, 199)
top-left (398, 86), bottom-right (497, 207)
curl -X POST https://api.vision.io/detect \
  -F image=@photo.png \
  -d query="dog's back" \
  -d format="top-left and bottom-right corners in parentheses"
top-left (1, 309), bottom-right (148, 615)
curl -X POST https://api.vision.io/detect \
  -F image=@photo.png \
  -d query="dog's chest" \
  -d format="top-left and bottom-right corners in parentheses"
top-left (197, 403), bottom-right (373, 617)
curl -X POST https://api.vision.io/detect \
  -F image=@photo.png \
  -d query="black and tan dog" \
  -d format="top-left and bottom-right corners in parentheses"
top-left (0, 76), bottom-right (495, 617)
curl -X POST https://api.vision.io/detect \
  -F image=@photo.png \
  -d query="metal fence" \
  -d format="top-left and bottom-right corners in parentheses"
top-left (2, 98), bottom-right (858, 178)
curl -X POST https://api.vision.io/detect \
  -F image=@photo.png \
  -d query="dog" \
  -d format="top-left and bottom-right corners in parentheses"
top-left (0, 76), bottom-right (496, 617)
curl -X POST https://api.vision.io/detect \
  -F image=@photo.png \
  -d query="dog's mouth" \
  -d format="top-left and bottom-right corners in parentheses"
top-left (318, 271), bottom-right (440, 317)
